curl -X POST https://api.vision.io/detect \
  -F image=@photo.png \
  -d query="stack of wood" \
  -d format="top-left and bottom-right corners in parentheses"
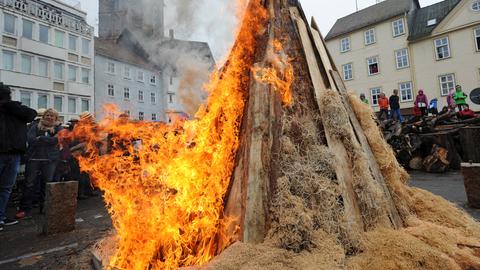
top-left (380, 111), bottom-right (480, 172)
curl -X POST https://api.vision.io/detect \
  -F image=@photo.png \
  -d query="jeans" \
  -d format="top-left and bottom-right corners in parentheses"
top-left (0, 154), bottom-right (21, 221)
top-left (20, 160), bottom-right (57, 212)
top-left (390, 108), bottom-right (404, 122)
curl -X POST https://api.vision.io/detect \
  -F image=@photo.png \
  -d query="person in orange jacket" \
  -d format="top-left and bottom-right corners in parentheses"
top-left (378, 92), bottom-right (389, 120)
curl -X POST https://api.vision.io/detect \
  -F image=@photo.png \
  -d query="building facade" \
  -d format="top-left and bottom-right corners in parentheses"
top-left (94, 34), bottom-right (165, 122)
top-left (0, 0), bottom-right (94, 122)
top-left (325, 0), bottom-right (480, 112)
top-left (96, 0), bottom-right (215, 123)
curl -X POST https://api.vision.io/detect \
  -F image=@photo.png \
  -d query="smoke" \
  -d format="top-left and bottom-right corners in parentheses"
top-left (122, 0), bottom-right (244, 118)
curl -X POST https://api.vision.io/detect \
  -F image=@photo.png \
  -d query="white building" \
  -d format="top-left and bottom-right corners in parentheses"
top-left (325, 0), bottom-right (480, 112)
top-left (0, 0), bottom-right (94, 122)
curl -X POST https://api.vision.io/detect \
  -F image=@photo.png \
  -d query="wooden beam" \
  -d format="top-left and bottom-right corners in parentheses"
top-left (290, 7), bottom-right (365, 240)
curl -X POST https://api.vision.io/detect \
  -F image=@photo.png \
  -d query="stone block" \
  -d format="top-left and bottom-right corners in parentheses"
top-left (41, 181), bottom-right (78, 235)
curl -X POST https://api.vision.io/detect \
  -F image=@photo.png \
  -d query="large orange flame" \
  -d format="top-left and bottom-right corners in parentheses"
top-left (60, 1), bottom-right (270, 269)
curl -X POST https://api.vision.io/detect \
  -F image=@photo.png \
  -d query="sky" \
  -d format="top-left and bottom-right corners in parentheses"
top-left (75, 0), bottom-right (443, 59)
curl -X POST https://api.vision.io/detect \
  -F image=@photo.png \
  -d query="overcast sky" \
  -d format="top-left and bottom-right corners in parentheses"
top-left (76, 0), bottom-right (443, 59)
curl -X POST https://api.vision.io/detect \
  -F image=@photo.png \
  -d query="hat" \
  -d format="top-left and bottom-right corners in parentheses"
top-left (0, 83), bottom-right (11, 99)
top-left (79, 111), bottom-right (93, 121)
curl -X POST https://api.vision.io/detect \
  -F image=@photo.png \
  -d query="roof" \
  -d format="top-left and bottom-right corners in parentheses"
top-left (94, 30), bottom-right (157, 71)
top-left (325, 0), bottom-right (417, 40)
top-left (407, 0), bottom-right (461, 41)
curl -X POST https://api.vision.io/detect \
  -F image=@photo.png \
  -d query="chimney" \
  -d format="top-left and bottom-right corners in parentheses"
top-left (169, 29), bottom-right (175, 40)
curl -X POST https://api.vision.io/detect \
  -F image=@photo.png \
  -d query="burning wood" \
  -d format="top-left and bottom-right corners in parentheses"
top-left (63, 0), bottom-right (480, 269)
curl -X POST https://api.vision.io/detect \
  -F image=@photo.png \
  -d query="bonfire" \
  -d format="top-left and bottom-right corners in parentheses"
top-left (64, 1), bottom-right (480, 269)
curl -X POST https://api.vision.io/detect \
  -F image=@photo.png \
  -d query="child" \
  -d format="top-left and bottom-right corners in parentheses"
top-left (378, 93), bottom-right (389, 120)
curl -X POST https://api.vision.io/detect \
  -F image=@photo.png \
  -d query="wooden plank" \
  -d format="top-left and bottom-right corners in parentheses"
top-left (308, 18), bottom-right (403, 228)
top-left (290, 7), bottom-right (365, 238)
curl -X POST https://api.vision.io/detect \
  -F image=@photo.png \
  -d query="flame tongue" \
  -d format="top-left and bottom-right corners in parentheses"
top-left (65, 1), bottom-right (269, 269)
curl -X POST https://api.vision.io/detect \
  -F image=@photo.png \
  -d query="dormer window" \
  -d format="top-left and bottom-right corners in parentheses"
top-left (427, 19), bottom-right (437, 27)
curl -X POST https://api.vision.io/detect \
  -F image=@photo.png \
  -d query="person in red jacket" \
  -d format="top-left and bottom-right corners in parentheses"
top-left (378, 92), bottom-right (389, 120)
top-left (458, 104), bottom-right (476, 120)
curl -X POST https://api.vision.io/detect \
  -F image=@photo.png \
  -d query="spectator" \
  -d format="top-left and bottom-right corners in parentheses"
top-left (446, 88), bottom-right (455, 109)
top-left (453, 85), bottom-right (468, 111)
top-left (16, 109), bottom-right (62, 219)
top-left (389, 89), bottom-right (403, 122)
top-left (458, 104), bottom-right (476, 120)
top-left (378, 93), bottom-right (389, 120)
top-left (360, 93), bottom-right (369, 105)
top-left (414, 89), bottom-right (428, 116)
top-left (0, 83), bottom-right (37, 230)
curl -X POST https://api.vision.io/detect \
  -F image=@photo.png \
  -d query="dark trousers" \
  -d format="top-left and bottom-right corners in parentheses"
top-left (390, 108), bottom-right (404, 122)
top-left (20, 160), bottom-right (57, 212)
top-left (457, 104), bottom-right (467, 111)
top-left (0, 154), bottom-right (20, 221)
top-left (378, 109), bottom-right (389, 120)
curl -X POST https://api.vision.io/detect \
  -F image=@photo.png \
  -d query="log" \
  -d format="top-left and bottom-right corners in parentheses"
top-left (419, 130), bottom-right (462, 170)
top-left (41, 181), bottom-right (78, 235)
top-left (459, 126), bottom-right (480, 163)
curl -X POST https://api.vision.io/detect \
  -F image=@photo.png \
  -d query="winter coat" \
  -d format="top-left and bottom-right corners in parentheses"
top-left (415, 91), bottom-right (428, 108)
top-left (453, 90), bottom-right (468, 105)
top-left (26, 122), bottom-right (62, 161)
top-left (378, 97), bottom-right (389, 109)
top-left (389, 95), bottom-right (400, 110)
top-left (0, 101), bottom-right (37, 154)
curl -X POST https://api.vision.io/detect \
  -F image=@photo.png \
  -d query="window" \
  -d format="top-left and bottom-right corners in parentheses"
top-left (472, 0), bottom-right (480, 11)
top-left (39, 25), bottom-right (49, 44)
top-left (21, 55), bottom-right (33, 74)
top-left (124, 66), bottom-right (131, 79)
top-left (81, 99), bottom-right (89, 112)
top-left (81, 69), bottom-right (90, 84)
top-left (4, 13), bottom-right (15, 34)
top-left (439, 74), bottom-right (456, 96)
top-left (138, 112), bottom-right (144, 120)
top-left (22, 19), bottom-right (33, 39)
top-left (435, 37), bottom-right (450, 60)
top-left (168, 93), bottom-right (174, 103)
top-left (427, 19), bottom-right (437, 26)
top-left (38, 58), bottom-right (49, 77)
top-left (68, 97), bottom-right (77, 113)
top-left (69, 34), bottom-right (78, 51)
top-left (151, 92), bottom-right (156, 104)
top-left (370, 87), bottom-right (382, 106)
top-left (395, 48), bottom-right (409, 69)
top-left (54, 62), bottom-right (64, 80)
top-left (20, 92), bottom-right (31, 107)
top-left (81, 38), bottom-right (90, 55)
top-left (342, 63), bottom-right (353, 81)
top-left (150, 74), bottom-right (157, 84)
top-left (54, 30), bottom-right (65, 48)
top-left (107, 62), bottom-right (115, 74)
top-left (3, 51), bottom-right (15, 71)
top-left (108, 84), bottom-right (115, 96)
top-left (364, 28), bottom-right (376, 45)
top-left (475, 28), bottom-right (480, 51)
top-left (37, 94), bottom-right (48, 109)
top-left (392, 19), bottom-right (405, 37)
top-left (137, 70), bottom-right (144, 82)
top-left (399, 82), bottom-right (413, 102)
top-left (340, 37), bottom-right (350, 52)
top-left (138, 90), bottom-right (144, 101)
top-left (54, 96), bottom-right (63, 112)
top-left (152, 113), bottom-right (157, 121)
top-left (367, 56), bottom-right (379, 75)
top-left (124, 87), bottom-right (130, 99)
top-left (68, 65), bottom-right (77, 82)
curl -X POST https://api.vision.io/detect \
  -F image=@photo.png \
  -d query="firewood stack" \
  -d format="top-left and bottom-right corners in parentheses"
top-left (380, 112), bottom-right (480, 172)
top-left (92, 1), bottom-right (480, 269)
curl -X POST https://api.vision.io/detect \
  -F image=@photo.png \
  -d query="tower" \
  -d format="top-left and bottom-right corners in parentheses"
top-left (99, 0), bottom-right (165, 39)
